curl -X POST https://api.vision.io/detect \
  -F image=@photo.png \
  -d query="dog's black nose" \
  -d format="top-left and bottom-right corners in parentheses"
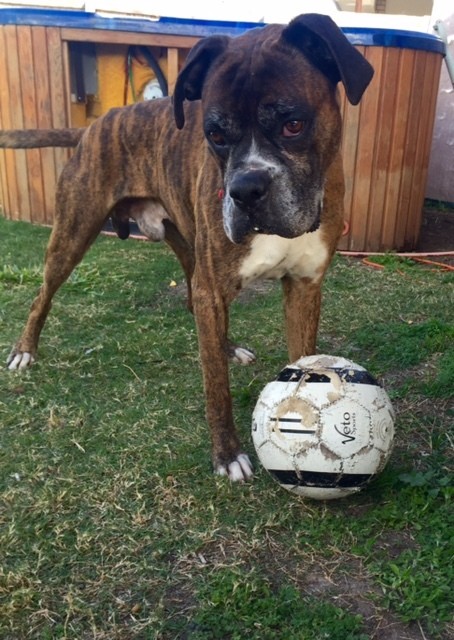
top-left (229, 170), bottom-right (271, 209)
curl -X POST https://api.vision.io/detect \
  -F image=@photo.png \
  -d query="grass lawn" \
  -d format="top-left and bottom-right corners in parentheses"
top-left (0, 216), bottom-right (452, 639)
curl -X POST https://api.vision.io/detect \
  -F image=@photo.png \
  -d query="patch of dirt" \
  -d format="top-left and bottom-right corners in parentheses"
top-left (417, 207), bottom-right (454, 253)
top-left (373, 530), bottom-right (419, 560)
top-left (262, 549), bottom-right (432, 640)
top-left (301, 554), bottom-right (443, 640)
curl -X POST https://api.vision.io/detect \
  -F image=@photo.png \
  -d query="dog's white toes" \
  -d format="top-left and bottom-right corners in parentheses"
top-left (7, 351), bottom-right (34, 371)
top-left (216, 453), bottom-right (254, 482)
top-left (230, 346), bottom-right (256, 366)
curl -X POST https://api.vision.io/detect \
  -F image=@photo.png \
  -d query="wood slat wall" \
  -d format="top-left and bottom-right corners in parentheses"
top-left (0, 27), bottom-right (443, 251)
top-left (0, 25), bottom-right (71, 224)
top-left (0, 25), bottom-right (195, 227)
top-left (338, 45), bottom-right (442, 251)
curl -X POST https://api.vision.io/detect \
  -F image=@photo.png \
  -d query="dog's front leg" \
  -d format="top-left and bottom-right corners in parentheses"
top-left (281, 275), bottom-right (323, 363)
top-left (191, 274), bottom-right (253, 482)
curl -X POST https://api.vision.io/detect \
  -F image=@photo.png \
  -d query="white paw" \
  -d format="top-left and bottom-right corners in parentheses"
top-left (7, 351), bottom-right (34, 371)
top-left (230, 346), bottom-right (256, 366)
top-left (215, 453), bottom-right (254, 482)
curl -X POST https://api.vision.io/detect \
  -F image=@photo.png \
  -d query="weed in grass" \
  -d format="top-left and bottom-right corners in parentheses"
top-left (0, 264), bottom-right (44, 287)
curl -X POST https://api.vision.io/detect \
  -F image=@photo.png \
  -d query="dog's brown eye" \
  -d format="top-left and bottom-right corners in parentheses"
top-left (209, 131), bottom-right (226, 146)
top-left (282, 120), bottom-right (304, 137)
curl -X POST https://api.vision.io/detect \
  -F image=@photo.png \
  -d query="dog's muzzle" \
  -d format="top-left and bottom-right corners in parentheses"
top-left (223, 167), bottom-right (323, 244)
top-left (228, 169), bottom-right (272, 212)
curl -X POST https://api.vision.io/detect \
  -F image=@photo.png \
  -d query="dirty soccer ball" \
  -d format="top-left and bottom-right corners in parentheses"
top-left (252, 355), bottom-right (395, 500)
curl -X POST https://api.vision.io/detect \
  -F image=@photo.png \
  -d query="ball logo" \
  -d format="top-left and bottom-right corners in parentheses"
top-left (334, 411), bottom-right (356, 444)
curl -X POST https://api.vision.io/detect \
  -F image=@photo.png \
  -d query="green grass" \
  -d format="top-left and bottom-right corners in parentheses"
top-left (0, 217), bottom-right (453, 639)
top-left (188, 569), bottom-right (368, 639)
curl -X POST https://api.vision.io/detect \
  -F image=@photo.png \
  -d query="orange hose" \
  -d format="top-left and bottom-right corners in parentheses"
top-left (410, 257), bottom-right (454, 271)
top-left (340, 253), bottom-right (454, 272)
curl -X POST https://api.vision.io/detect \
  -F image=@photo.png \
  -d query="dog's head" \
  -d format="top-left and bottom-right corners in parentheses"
top-left (174, 13), bottom-right (373, 243)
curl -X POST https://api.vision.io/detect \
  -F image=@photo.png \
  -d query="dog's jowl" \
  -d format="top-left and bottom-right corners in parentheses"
top-left (2, 14), bottom-right (373, 481)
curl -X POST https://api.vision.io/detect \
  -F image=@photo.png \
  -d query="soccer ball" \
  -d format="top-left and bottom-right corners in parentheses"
top-left (252, 355), bottom-right (395, 500)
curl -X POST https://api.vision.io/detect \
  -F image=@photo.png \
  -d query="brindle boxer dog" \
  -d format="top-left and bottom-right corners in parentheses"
top-left (2, 14), bottom-right (373, 481)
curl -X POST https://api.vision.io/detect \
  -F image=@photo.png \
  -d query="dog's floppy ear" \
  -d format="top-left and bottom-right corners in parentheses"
top-left (173, 36), bottom-right (229, 129)
top-left (282, 13), bottom-right (374, 105)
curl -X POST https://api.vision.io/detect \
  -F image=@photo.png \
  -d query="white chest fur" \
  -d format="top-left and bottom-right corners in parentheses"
top-left (239, 228), bottom-right (328, 286)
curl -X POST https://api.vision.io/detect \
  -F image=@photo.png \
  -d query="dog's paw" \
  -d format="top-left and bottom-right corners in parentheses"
top-left (215, 453), bottom-right (254, 482)
top-left (7, 350), bottom-right (35, 371)
top-left (228, 343), bottom-right (256, 366)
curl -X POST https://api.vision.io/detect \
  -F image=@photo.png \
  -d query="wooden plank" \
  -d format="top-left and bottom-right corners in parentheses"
top-left (47, 27), bottom-right (68, 129)
top-left (60, 27), bottom-right (199, 49)
top-left (393, 49), bottom-right (426, 249)
top-left (404, 52), bottom-right (443, 248)
top-left (338, 45), bottom-right (368, 251)
top-left (419, 53), bottom-right (443, 194)
top-left (0, 27), bottom-right (11, 217)
top-left (378, 51), bottom-right (401, 250)
top-left (16, 27), bottom-right (37, 128)
top-left (380, 48), bottom-right (414, 249)
top-left (61, 39), bottom-right (72, 128)
top-left (33, 25), bottom-right (57, 224)
top-left (348, 45), bottom-right (383, 251)
top-left (338, 87), bottom-right (360, 251)
top-left (47, 27), bottom-right (71, 193)
top-left (4, 25), bottom-right (30, 221)
top-left (365, 47), bottom-right (399, 250)
top-left (167, 47), bottom-right (179, 96)
top-left (17, 25), bottom-right (46, 224)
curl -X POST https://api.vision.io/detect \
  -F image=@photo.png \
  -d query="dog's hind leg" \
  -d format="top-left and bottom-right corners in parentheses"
top-left (7, 212), bottom-right (105, 370)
